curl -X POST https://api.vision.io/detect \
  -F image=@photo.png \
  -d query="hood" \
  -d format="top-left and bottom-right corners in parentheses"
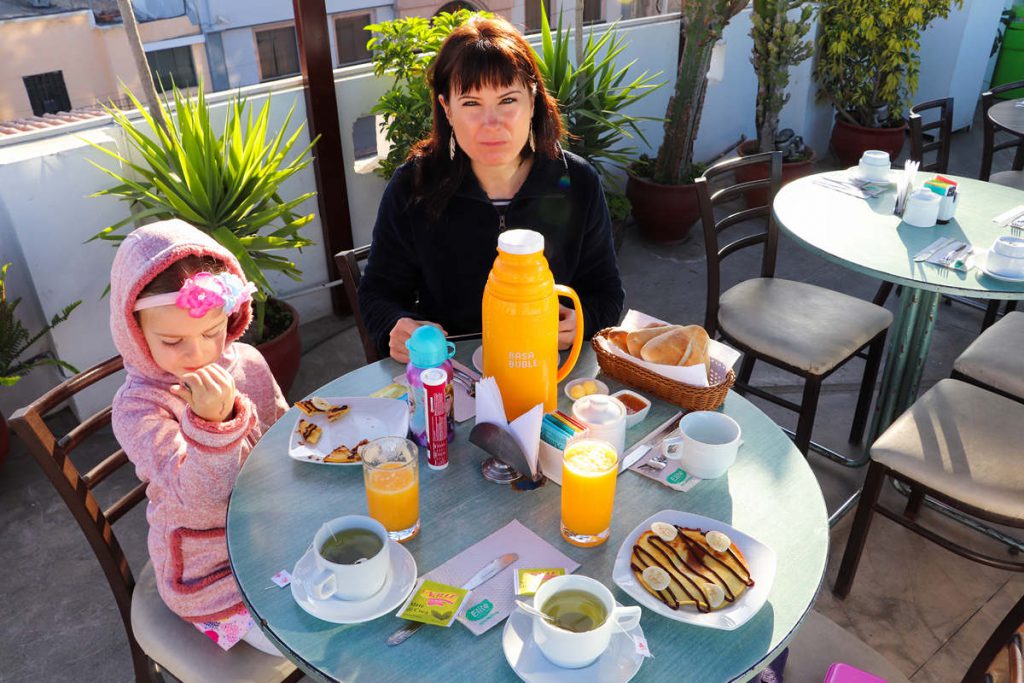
top-left (110, 218), bottom-right (253, 383)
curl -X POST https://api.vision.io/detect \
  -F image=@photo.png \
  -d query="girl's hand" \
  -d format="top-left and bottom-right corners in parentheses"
top-left (170, 364), bottom-right (237, 422)
top-left (389, 318), bottom-right (448, 364)
top-left (557, 304), bottom-right (577, 350)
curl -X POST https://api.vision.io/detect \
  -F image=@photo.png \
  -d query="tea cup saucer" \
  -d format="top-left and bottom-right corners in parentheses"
top-left (501, 605), bottom-right (646, 682)
top-left (290, 540), bottom-right (417, 624)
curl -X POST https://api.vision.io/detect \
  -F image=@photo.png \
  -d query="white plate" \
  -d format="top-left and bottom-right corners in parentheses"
top-left (290, 540), bottom-right (417, 624)
top-left (611, 510), bottom-right (776, 631)
top-left (472, 345), bottom-right (484, 374)
top-left (502, 605), bottom-right (645, 683)
top-left (976, 250), bottom-right (1024, 282)
top-left (288, 397), bottom-right (409, 466)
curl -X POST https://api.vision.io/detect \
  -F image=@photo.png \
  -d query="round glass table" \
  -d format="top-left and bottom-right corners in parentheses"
top-left (987, 98), bottom-right (1024, 137)
top-left (774, 172), bottom-right (1024, 439)
top-left (226, 345), bottom-right (828, 682)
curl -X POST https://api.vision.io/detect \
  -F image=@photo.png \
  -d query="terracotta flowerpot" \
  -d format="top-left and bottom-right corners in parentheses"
top-left (625, 174), bottom-right (700, 244)
top-left (255, 299), bottom-right (301, 395)
top-left (830, 116), bottom-right (907, 167)
top-left (735, 140), bottom-right (817, 208)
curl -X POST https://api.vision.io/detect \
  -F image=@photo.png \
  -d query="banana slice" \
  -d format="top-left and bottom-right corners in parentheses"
top-left (642, 566), bottom-right (671, 592)
top-left (705, 530), bottom-right (731, 553)
top-left (311, 397), bottom-right (333, 411)
top-left (651, 521), bottom-right (678, 542)
top-left (705, 583), bottom-right (726, 609)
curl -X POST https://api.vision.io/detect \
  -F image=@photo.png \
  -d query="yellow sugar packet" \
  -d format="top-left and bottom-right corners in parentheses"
top-left (370, 383), bottom-right (409, 401)
top-left (514, 568), bottom-right (566, 597)
top-left (397, 579), bottom-right (469, 627)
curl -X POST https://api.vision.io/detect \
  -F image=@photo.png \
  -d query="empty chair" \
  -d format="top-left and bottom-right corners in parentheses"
top-left (981, 80), bottom-right (1024, 189)
top-left (695, 151), bottom-right (892, 455)
top-left (334, 245), bottom-right (379, 364)
top-left (908, 97), bottom-right (953, 173)
top-left (951, 309), bottom-right (1024, 403)
top-left (9, 357), bottom-right (301, 683)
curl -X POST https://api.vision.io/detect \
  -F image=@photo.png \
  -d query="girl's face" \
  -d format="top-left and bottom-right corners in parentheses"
top-left (440, 80), bottom-right (535, 171)
top-left (139, 304), bottom-right (229, 379)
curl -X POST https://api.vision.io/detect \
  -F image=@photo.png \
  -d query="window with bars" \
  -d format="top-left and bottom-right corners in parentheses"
top-left (335, 13), bottom-right (372, 66)
top-left (582, 0), bottom-right (603, 24)
top-left (524, 0), bottom-right (551, 33)
top-left (146, 46), bottom-right (198, 92)
top-left (256, 26), bottom-right (301, 81)
top-left (23, 71), bottom-right (71, 116)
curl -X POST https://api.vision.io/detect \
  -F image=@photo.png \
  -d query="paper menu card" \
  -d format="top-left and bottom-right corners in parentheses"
top-left (596, 309), bottom-right (741, 388)
top-left (421, 519), bottom-right (579, 635)
top-left (475, 377), bottom-right (544, 478)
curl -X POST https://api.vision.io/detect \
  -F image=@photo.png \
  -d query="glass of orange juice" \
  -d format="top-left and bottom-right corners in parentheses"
top-left (361, 437), bottom-right (420, 543)
top-left (561, 439), bottom-right (619, 547)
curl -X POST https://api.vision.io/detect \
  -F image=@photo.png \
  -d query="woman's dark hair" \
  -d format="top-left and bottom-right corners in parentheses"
top-left (408, 15), bottom-right (564, 219)
top-left (139, 255), bottom-right (228, 298)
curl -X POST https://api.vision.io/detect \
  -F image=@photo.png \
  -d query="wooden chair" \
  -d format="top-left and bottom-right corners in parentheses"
top-left (981, 80), bottom-right (1024, 189)
top-left (696, 152), bottom-right (892, 456)
top-left (834, 379), bottom-right (1024, 600)
top-left (334, 245), bottom-right (379, 365)
top-left (963, 591), bottom-right (1024, 683)
top-left (951, 309), bottom-right (1024, 404)
top-left (908, 97), bottom-right (953, 174)
top-left (9, 357), bottom-right (301, 683)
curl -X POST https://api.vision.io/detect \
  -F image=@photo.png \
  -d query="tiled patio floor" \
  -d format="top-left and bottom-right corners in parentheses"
top-left (1, 110), bottom-right (1021, 682)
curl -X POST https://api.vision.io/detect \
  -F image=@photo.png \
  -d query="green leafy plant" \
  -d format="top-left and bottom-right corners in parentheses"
top-left (1, 263), bottom-right (80, 386)
top-left (367, 10), bottom-right (491, 179)
top-left (815, 0), bottom-right (963, 128)
top-left (87, 84), bottom-right (318, 343)
top-left (750, 0), bottom-right (815, 155)
top-left (535, 7), bottom-right (663, 180)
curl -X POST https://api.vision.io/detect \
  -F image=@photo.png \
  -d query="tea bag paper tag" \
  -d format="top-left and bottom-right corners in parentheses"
top-left (633, 634), bottom-right (653, 658)
top-left (270, 570), bottom-right (292, 588)
top-left (397, 579), bottom-right (470, 627)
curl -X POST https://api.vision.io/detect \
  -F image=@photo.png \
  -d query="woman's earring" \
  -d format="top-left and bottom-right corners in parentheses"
top-left (529, 129), bottom-right (536, 153)
top-left (449, 132), bottom-right (456, 160)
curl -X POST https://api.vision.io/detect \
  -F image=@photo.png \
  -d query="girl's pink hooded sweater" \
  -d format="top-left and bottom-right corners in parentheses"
top-left (110, 219), bottom-right (288, 623)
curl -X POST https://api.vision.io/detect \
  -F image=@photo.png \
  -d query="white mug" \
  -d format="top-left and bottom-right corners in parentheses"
top-left (310, 515), bottom-right (390, 601)
top-left (532, 575), bottom-right (642, 669)
top-left (858, 150), bottom-right (890, 181)
top-left (902, 189), bottom-right (941, 228)
top-left (660, 411), bottom-right (741, 479)
top-left (571, 395), bottom-right (627, 455)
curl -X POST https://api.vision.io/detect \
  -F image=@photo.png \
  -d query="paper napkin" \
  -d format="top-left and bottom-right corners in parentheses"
top-left (475, 377), bottom-right (544, 478)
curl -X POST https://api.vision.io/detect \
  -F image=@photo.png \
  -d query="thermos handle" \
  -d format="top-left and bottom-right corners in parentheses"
top-left (554, 285), bottom-right (585, 383)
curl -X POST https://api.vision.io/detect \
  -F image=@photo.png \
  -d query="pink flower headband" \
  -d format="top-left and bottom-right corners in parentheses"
top-left (134, 272), bottom-right (257, 318)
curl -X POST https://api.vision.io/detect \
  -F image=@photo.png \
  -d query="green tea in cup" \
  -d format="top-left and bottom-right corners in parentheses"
top-left (319, 528), bottom-right (384, 565)
top-left (540, 589), bottom-right (608, 633)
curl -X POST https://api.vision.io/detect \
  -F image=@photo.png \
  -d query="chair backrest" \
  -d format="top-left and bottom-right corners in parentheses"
top-left (981, 80), bottom-right (1024, 181)
top-left (8, 357), bottom-right (151, 671)
top-left (962, 591), bottom-right (1024, 683)
top-left (333, 245), bottom-right (379, 364)
top-left (694, 151), bottom-right (782, 335)
top-left (908, 97), bottom-right (953, 174)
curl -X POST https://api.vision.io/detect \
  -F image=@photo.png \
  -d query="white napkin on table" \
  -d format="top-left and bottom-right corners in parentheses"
top-left (475, 377), bottom-right (544, 478)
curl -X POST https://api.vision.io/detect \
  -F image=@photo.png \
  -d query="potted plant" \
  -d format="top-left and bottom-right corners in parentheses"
top-left (0, 263), bottom-right (80, 467)
top-left (815, 0), bottom-right (962, 166)
top-left (734, 0), bottom-right (816, 206)
top-left (89, 84), bottom-right (317, 393)
top-left (626, 0), bottom-right (748, 244)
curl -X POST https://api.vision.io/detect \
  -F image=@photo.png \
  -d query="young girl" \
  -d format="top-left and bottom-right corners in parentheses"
top-left (110, 218), bottom-right (288, 655)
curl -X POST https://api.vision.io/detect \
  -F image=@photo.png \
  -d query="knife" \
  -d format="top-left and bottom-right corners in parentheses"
top-left (619, 412), bottom-right (683, 472)
top-left (385, 552), bottom-right (519, 646)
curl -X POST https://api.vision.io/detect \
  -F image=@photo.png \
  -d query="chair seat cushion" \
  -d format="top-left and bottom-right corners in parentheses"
top-left (989, 170), bottom-right (1024, 190)
top-left (131, 561), bottom-right (297, 683)
top-left (954, 310), bottom-right (1024, 400)
top-left (718, 278), bottom-right (893, 375)
top-left (785, 610), bottom-right (910, 682)
top-left (871, 379), bottom-right (1024, 524)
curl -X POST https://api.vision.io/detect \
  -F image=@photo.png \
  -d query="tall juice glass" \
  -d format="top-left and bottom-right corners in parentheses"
top-left (561, 439), bottom-right (619, 547)
top-left (362, 437), bottom-right (420, 543)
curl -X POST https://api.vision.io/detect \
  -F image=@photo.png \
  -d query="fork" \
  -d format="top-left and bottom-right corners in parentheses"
top-left (452, 373), bottom-right (476, 397)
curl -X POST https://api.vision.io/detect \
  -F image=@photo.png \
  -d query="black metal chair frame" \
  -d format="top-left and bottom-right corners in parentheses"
top-left (981, 79), bottom-right (1024, 183)
top-left (333, 245), bottom-right (380, 365)
top-left (696, 152), bottom-right (888, 462)
top-left (962, 590), bottom-right (1024, 682)
top-left (909, 97), bottom-right (954, 174)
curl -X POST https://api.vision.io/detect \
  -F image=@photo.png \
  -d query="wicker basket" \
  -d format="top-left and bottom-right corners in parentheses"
top-left (591, 328), bottom-right (734, 411)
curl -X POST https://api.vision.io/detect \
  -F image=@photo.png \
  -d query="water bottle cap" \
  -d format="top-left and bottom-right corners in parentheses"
top-left (498, 229), bottom-right (544, 255)
top-left (405, 325), bottom-right (454, 367)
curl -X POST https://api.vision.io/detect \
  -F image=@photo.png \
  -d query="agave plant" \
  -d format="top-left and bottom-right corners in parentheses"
top-left (88, 84), bottom-right (318, 342)
top-left (535, 7), bottom-right (663, 180)
top-left (1, 263), bottom-right (80, 386)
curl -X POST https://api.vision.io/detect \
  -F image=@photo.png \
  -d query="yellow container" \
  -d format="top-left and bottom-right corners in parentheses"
top-left (482, 230), bottom-right (584, 420)
top-left (560, 439), bottom-right (618, 547)
top-left (362, 437), bottom-right (420, 543)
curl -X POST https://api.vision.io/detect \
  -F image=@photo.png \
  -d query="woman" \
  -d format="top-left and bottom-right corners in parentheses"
top-left (359, 15), bottom-right (624, 362)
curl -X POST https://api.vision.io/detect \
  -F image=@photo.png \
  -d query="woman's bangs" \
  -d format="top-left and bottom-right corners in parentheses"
top-left (449, 43), bottom-right (530, 95)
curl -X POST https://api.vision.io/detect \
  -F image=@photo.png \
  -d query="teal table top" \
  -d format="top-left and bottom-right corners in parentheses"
top-left (226, 345), bottom-right (828, 682)
top-left (774, 172), bottom-right (1024, 299)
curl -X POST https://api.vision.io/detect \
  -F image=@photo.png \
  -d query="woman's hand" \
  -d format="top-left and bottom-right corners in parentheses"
top-left (389, 318), bottom-right (448, 363)
top-left (170, 364), bottom-right (237, 422)
top-left (557, 304), bottom-right (577, 350)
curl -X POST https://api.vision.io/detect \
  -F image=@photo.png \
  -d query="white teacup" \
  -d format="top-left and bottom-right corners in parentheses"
top-left (310, 515), bottom-right (390, 601)
top-left (660, 411), bottom-right (741, 479)
top-left (902, 189), bottom-right (941, 228)
top-left (532, 575), bottom-right (642, 669)
top-left (858, 150), bottom-right (890, 181)
top-left (988, 236), bottom-right (1024, 276)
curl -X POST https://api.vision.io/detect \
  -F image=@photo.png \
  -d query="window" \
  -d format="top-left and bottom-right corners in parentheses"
top-left (435, 1), bottom-right (477, 14)
top-left (352, 115), bottom-right (377, 159)
top-left (146, 46), bottom-right (198, 92)
top-left (23, 71), bottom-right (71, 116)
top-left (335, 13), bottom-right (372, 66)
top-left (524, 0), bottom-right (552, 33)
top-left (256, 26), bottom-right (300, 81)
top-left (582, 0), bottom-right (602, 24)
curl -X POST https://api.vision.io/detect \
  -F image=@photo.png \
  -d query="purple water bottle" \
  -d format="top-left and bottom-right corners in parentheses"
top-left (405, 326), bottom-right (455, 446)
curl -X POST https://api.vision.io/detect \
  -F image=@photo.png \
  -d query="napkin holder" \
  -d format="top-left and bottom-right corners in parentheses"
top-left (469, 422), bottom-right (542, 484)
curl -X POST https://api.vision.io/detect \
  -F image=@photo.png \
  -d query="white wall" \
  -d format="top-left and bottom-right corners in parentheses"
top-left (220, 26), bottom-right (262, 88)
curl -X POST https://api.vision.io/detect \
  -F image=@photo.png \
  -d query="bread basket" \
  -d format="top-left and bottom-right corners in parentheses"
top-left (591, 327), bottom-right (734, 411)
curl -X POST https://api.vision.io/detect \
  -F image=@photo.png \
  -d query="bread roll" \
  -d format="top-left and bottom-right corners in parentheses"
top-left (640, 325), bottom-right (711, 376)
top-left (606, 328), bottom-right (630, 353)
top-left (626, 325), bottom-right (678, 356)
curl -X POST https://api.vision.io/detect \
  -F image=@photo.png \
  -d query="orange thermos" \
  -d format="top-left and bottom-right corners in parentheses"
top-left (482, 229), bottom-right (585, 420)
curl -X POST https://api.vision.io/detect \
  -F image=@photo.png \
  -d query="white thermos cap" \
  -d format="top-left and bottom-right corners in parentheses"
top-left (498, 229), bottom-right (544, 255)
